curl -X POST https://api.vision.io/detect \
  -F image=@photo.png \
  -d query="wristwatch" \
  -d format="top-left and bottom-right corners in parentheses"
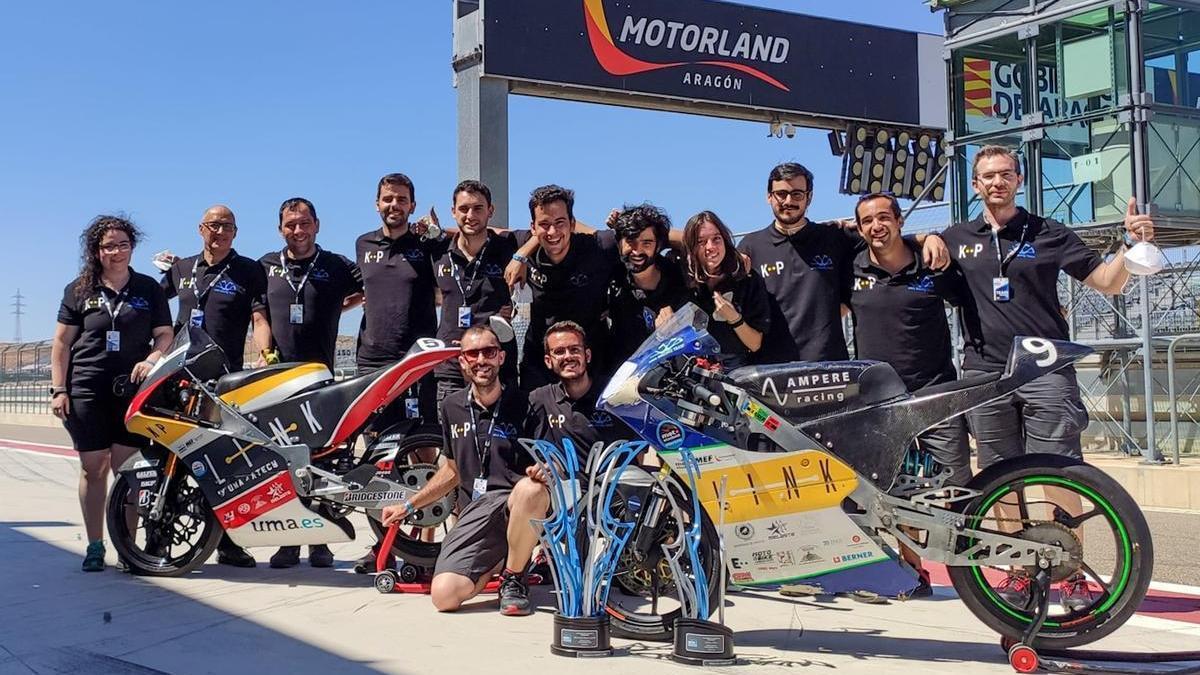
top-left (1123, 231), bottom-right (1137, 247)
top-left (511, 253), bottom-right (530, 265)
top-left (49, 386), bottom-right (67, 397)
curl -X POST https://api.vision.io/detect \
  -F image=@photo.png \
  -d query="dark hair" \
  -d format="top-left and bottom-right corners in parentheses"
top-left (377, 173), bottom-right (415, 201)
top-left (854, 192), bottom-right (902, 225)
top-left (613, 203), bottom-right (670, 249)
top-left (452, 180), bottom-right (492, 207)
top-left (682, 210), bottom-right (745, 287)
top-left (543, 320), bottom-right (588, 352)
top-left (278, 197), bottom-right (317, 224)
top-left (77, 215), bottom-right (141, 295)
top-left (528, 184), bottom-right (575, 222)
top-left (767, 162), bottom-right (814, 193)
top-left (461, 324), bottom-right (500, 346)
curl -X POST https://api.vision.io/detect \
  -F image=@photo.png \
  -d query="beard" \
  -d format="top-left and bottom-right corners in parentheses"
top-left (622, 253), bottom-right (654, 274)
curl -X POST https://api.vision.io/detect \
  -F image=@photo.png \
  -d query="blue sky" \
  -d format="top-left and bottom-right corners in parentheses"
top-left (0, 1), bottom-right (943, 341)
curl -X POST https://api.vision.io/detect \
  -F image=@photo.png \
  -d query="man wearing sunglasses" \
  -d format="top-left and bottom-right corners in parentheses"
top-left (738, 163), bottom-right (949, 365)
top-left (380, 325), bottom-right (546, 617)
top-left (159, 204), bottom-right (271, 568)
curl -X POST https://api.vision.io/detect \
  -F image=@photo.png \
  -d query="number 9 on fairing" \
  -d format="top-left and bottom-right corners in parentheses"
top-left (1021, 337), bottom-right (1058, 367)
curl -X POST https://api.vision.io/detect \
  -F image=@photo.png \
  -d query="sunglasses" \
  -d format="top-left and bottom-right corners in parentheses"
top-left (461, 345), bottom-right (501, 361)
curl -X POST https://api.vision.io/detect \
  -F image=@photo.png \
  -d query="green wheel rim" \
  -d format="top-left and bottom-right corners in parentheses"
top-left (966, 476), bottom-right (1133, 627)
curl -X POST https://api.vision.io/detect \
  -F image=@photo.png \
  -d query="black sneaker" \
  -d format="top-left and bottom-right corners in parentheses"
top-left (270, 546), bottom-right (301, 569)
top-left (216, 546), bottom-right (257, 568)
top-left (1059, 573), bottom-right (1094, 613)
top-left (354, 546), bottom-right (393, 574)
top-left (308, 544), bottom-right (334, 568)
top-left (498, 570), bottom-right (531, 616)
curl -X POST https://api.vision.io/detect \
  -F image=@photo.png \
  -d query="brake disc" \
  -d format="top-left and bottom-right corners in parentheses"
top-left (390, 463), bottom-right (455, 528)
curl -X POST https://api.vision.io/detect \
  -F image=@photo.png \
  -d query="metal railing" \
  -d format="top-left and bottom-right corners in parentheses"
top-left (0, 341), bottom-right (51, 415)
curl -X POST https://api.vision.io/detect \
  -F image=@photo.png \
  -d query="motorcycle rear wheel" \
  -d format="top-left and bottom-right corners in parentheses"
top-left (107, 473), bottom-right (222, 577)
top-left (947, 455), bottom-right (1153, 649)
top-left (366, 430), bottom-right (453, 567)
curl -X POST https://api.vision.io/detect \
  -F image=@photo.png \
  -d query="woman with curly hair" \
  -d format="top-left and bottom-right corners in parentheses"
top-left (50, 215), bottom-right (172, 571)
top-left (682, 210), bottom-right (771, 371)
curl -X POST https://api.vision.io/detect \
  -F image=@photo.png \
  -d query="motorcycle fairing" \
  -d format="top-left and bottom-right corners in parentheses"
top-left (216, 362), bottom-right (334, 412)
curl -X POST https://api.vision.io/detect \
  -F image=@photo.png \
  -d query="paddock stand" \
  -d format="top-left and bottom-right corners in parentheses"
top-left (1001, 570), bottom-right (1200, 674)
top-left (368, 521), bottom-right (542, 595)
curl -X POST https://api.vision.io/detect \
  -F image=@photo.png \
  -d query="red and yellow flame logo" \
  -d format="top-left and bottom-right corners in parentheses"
top-left (582, 0), bottom-right (790, 92)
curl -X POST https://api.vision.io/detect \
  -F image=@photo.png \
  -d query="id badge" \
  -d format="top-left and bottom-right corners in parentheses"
top-left (405, 397), bottom-right (420, 419)
top-left (105, 330), bottom-right (121, 352)
top-left (189, 308), bottom-right (204, 327)
top-left (457, 306), bottom-right (472, 328)
top-left (642, 307), bottom-right (655, 331)
top-left (992, 276), bottom-right (1011, 303)
top-left (289, 303), bottom-right (304, 325)
top-left (472, 477), bottom-right (488, 501)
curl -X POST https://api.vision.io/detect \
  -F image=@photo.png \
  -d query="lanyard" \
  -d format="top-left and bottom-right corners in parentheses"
top-left (188, 256), bottom-right (230, 307)
top-left (450, 239), bottom-right (489, 299)
top-left (467, 396), bottom-right (499, 479)
top-left (100, 285), bottom-right (129, 331)
top-left (991, 222), bottom-right (1029, 276)
top-left (279, 248), bottom-right (321, 303)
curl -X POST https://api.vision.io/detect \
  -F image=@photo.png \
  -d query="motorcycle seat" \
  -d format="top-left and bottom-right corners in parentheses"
top-left (917, 371), bottom-right (1001, 396)
top-left (215, 363), bottom-right (333, 396)
top-left (728, 360), bottom-right (909, 423)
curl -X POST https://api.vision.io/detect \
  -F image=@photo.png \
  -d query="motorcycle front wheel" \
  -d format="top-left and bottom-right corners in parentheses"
top-left (605, 466), bottom-right (722, 642)
top-left (107, 473), bottom-right (222, 576)
top-left (947, 454), bottom-right (1153, 649)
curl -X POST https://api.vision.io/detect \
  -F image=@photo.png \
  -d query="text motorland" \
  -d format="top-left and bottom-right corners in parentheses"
top-left (619, 15), bottom-right (790, 63)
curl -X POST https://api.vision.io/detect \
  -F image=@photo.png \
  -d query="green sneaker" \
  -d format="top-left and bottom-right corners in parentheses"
top-left (82, 541), bottom-right (106, 572)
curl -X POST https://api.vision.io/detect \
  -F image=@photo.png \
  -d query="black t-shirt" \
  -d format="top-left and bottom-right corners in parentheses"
top-left (515, 230), bottom-right (619, 387)
top-left (737, 221), bottom-right (857, 363)
top-left (439, 385), bottom-right (533, 505)
top-left (162, 250), bottom-right (266, 371)
top-left (688, 271), bottom-right (772, 362)
top-left (607, 259), bottom-right (689, 366)
top-left (527, 380), bottom-right (632, 463)
top-left (355, 228), bottom-right (439, 371)
top-left (941, 208), bottom-right (1101, 372)
top-left (57, 270), bottom-right (172, 396)
top-left (432, 231), bottom-right (519, 378)
top-left (849, 244), bottom-right (970, 391)
top-left (258, 247), bottom-right (363, 369)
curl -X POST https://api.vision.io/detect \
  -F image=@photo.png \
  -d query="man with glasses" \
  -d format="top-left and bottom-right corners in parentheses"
top-left (941, 145), bottom-right (1154, 610)
top-left (257, 197), bottom-right (363, 569)
top-left (379, 325), bottom-right (544, 617)
top-left (738, 163), bottom-right (949, 364)
top-left (160, 204), bottom-right (270, 568)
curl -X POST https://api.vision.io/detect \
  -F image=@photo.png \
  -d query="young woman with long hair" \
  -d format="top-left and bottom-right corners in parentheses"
top-left (682, 210), bottom-right (771, 370)
top-left (50, 215), bottom-right (173, 571)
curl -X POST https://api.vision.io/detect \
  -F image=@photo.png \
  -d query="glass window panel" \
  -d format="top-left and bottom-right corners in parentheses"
top-left (1148, 112), bottom-right (1200, 216)
top-left (952, 33), bottom-right (1027, 137)
top-left (1036, 9), bottom-right (1125, 125)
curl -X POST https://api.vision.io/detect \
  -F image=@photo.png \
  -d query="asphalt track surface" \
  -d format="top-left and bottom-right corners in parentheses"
top-left (1, 430), bottom-right (1198, 675)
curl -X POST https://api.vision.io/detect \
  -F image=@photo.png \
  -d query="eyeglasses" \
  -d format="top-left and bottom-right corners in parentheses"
top-left (548, 345), bottom-right (585, 358)
top-left (201, 221), bottom-right (237, 233)
top-left (461, 346), bottom-right (501, 361)
top-left (99, 242), bottom-right (132, 254)
top-left (770, 190), bottom-right (810, 202)
top-left (976, 171), bottom-right (1019, 184)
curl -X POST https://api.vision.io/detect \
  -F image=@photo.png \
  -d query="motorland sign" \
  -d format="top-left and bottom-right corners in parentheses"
top-left (480, 0), bottom-right (947, 129)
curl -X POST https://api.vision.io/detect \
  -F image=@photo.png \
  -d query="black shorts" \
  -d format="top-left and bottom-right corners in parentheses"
top-left (433, 489), bottom-right (511, 583)
top-left (62, 394), bottom-right (147, 453)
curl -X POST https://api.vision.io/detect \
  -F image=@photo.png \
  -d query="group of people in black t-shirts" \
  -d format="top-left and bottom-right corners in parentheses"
top-left (51, 148), bottom-right (1156, 614)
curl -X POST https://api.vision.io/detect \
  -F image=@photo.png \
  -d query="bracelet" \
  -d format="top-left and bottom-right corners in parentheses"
top-left (511, 253), bottom-right (530, 265)
top-left (728, 316), bottom-right (745, 329)
top-left (402, 498), bottom-right (415, 515)
top-left (1123, 231), bottom-right (1137, 247)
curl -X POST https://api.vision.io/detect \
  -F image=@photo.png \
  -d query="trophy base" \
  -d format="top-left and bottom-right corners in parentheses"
top-left (671, 618), bottom-right (736, 666)
top-left (551, 614), bottom-right (612, 658)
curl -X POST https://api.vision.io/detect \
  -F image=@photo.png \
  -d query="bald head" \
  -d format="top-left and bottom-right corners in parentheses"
top-left (198, 204), bottom-right (237, 260)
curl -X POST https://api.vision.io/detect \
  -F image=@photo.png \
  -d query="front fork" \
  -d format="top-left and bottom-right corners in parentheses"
top-left (146, 451), bottom-right (178, 521)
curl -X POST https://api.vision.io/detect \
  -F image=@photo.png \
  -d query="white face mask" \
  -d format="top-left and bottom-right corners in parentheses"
top-left (488, 315), bottom-right (516, 344)
top-left (1124, 241), bottom-right (1167, 276)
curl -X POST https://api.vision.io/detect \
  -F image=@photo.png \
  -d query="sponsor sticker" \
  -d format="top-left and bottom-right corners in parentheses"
top-left (832, 551), bottom-right (875, 565)
top-left (733, 523), bottom-right (755, 540)
top-left (214, 471), bottom-right (296, 529)
top-left (731, 572), bottom-right (753, 583)
top-left (190, 460), bottom-right (206, 477)
top-left (656, 420), bottom-right (685, 449)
